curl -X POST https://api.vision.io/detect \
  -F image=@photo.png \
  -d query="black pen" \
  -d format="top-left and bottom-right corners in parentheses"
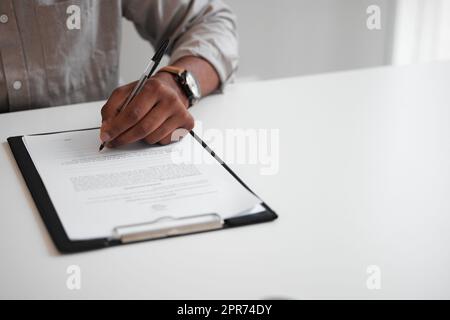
top-left (99, 38), bottom-right (170, 151)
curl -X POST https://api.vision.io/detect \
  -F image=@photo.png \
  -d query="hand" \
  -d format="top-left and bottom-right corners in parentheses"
top-left (100, 72), bottom-right (194, 147)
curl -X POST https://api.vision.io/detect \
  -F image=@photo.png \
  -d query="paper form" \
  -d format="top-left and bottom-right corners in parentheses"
top-left (23, 129), bottom-right (261, 240)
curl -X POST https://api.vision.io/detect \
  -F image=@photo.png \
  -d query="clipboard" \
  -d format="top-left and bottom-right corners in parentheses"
top-left (7, 128), bottom-right (278, 253)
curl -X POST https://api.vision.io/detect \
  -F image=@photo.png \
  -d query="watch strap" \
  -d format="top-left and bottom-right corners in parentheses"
top-left (159, 66), bottom-right (198, 107)
top-left (159, 66), bottom-right (184, 77)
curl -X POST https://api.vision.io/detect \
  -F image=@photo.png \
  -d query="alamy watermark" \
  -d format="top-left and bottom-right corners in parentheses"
top-left (366, 265), bottom-right (381, 290)
top-left (66, 265), bottom-right (81, 290)
top-left (366, 5), bottom-right (381, 30)
top-left (66, 5), bottom-right (81, 30)
top-left (170, 121), bottom-right (280, 175)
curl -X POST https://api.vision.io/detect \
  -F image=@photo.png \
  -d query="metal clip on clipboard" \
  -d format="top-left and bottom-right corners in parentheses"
top-left (112, 213), bottom-right (223, 243)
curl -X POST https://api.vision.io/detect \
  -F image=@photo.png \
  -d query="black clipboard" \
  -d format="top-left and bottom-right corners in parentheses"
top-left (7, 128), bottom-right (278, 253)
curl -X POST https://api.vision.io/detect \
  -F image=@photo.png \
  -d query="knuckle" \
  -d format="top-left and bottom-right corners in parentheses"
top-left (166, 98), bottom-right (181, 113)
top-left (112, 86), bottom-right (125, 96)
top-left (165, 90), bottom-right (178, 103)
top-left (135, 123), bottom-right (148, 136)
top-left (146, 115), bottom-right (159, 126)
top-left (166, 102), bottom-right (177, 113)
top-left (147, 78), bottom-right (162, 91)
top-left (126, 107), bottom-right (141, 122)
top-left (183, 111), bottom-right (192, 120)
top-left (180, 111), bottom-right (193, 124)
top-left (101, 105), bottom-right (109, 118)
top-left (111, 88), bottom-right (120, 97)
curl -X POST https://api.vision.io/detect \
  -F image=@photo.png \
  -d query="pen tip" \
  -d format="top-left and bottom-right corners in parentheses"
top-left (99, 143), bottom-right (105, 152)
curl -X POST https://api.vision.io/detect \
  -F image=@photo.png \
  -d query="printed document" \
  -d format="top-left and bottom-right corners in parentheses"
top-left (23, 129), bottom-right (261, 240)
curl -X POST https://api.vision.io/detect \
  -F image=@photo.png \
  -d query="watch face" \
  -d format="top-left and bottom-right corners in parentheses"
top-left (185, 72), bottom-right (201, 99)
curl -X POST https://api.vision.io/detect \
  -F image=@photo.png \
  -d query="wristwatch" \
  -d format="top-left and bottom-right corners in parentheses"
top-left (159, 66), bottom-right (201, 107)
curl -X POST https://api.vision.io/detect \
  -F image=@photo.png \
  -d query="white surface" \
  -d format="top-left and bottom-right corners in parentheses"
top-left (1, 62), bottom-right (450, 299)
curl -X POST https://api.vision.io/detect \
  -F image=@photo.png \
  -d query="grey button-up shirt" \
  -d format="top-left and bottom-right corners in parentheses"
top-left (0, 0), bottom-right (238, 113)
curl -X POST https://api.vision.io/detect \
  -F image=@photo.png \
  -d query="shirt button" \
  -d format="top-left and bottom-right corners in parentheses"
top-left (0, 14), bottom-right (8, 24)
top-left (13, 81), bottom-right (22, 90)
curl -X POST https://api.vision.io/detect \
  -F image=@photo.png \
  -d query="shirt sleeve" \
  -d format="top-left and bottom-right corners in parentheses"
top-left (122, 0), bottom-right (239, 91)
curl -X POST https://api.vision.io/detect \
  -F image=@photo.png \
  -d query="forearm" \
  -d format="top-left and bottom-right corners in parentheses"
top-left (102, 0), bottom-right (237, 147)
top-left (124, 0), bottom-right (238, 92)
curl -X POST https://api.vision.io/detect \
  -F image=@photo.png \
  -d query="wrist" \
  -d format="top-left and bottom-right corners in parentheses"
top-left (157, 65), bottom-right (202, 107)
top-left (153, 71), bottom-right (189, 109)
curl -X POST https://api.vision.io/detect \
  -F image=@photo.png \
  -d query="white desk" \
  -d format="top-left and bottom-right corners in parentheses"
top-left (1, 62), bottom-right (449, 299)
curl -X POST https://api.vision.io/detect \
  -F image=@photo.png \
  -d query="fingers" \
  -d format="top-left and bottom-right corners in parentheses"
top-left (100, 82), bottom-right (136, 142)
top-left (101, 82), bottom-right (136, 123)
top-left (108, 103), bottom-right (194, 147)
top-left (143, 112), bottom-right (194, 145)
top-left (107, 102), bottom-right (169, 147)
top-left (101, 74), bottom-right (195, 148)
top-left (100, 79), bottom-right (161, 143)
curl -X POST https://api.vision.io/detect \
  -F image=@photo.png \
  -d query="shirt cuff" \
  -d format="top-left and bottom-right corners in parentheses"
top-left (169, 41), bottom-right (238, 93)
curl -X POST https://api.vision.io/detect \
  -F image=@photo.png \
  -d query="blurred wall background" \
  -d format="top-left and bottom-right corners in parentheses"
top-left (119, 0), bottom-right (449, 83)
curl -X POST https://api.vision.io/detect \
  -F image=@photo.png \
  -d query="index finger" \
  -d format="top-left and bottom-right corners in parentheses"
top-left (100, 84), bottom-right (160, 142)
top-left (101, 82), bottom-right (136, 123)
